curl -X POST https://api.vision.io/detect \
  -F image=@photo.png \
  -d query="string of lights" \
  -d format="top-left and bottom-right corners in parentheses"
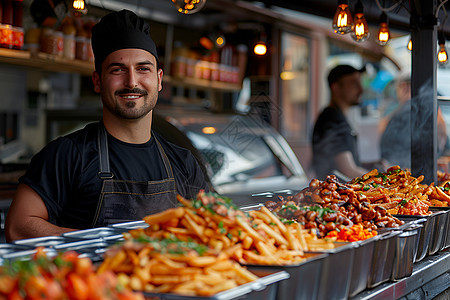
top-left (332, 0), bottom-right (449, 63)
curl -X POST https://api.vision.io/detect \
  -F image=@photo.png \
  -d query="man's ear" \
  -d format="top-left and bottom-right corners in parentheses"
top-left (157, 68), bottom-right (163, 92)
top-left (92, 71), bottom-right (101, 93)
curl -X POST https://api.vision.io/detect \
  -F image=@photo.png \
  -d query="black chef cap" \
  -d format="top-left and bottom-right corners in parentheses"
top-left (327, 64), bottom-right (365, 86)
top-left (91, 9), bottom-right (159, 73)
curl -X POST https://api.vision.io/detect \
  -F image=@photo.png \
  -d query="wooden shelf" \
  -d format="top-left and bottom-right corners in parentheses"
top-left (0, 48), bottom-right (242, 91)
top-left (165, 75), bottom-right (242, 92)
top-left (0, 48), bottom-right (94, 76)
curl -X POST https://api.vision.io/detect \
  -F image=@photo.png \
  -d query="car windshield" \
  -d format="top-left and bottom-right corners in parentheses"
top-left (173, 114), bottom-right (291, 186)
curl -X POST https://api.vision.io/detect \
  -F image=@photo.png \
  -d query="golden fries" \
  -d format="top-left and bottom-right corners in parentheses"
top-left (98, 239), bottom-right (258, 297)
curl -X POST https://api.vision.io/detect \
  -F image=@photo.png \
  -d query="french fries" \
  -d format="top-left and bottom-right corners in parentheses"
top-left (99, 191), bottom-right (336, 296)
top-left (126, 191), bottom-right (335, 266)
top-left (98, 238), bottom-right (258, 297)
top-left (353, 166), bottom-right (449, 213)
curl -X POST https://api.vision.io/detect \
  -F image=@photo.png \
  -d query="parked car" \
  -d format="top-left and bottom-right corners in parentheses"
top-left (153, 105), bottom-right (309, 206)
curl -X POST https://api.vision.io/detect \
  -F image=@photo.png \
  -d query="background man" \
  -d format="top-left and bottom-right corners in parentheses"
top-left (312, 64), bottom-right (369, 180)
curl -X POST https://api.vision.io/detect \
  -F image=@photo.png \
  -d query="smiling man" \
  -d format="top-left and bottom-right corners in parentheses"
top-left (5, 10), bottom-right (209, 241)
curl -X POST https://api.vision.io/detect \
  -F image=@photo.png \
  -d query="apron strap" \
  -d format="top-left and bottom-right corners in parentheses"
top-left (97, 122), bottom-right (114, 180)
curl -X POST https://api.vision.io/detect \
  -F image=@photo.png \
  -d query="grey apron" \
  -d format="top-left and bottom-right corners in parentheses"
top-left (92, 123), bottom-right (177, 227)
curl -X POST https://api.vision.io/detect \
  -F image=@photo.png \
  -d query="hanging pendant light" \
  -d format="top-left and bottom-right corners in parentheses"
top-left (438, 32), bottom-right (448, 65)
top-left (407, 38), bottom-right (412, 51)
top-left (377, 12), bottom-right (390, 45)
top-left (72, 0), bottom-right (87, 15)
top-left (332, 0), bottom-right (354, 35)
top-left (172, 0), bottom-right (207, 14)
top-left (351, 0), bottom-right (370, 42)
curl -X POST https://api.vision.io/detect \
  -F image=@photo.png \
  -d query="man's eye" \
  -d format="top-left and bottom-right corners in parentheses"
top-left (111, 67), bottom-right (124, 73)
top-left (137, 66), bottom-right (151, 72)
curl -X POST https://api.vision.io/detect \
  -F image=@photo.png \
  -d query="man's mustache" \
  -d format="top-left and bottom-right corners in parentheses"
top-left (115, 88), bottom-right (148, 95)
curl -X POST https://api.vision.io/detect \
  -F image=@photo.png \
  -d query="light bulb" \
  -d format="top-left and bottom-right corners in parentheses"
top-left (438, 33), bottom-right (448, 65)
top-left (407, 39), bottom-right (412, 51)
top-left (172, 0), bottom-right (206, 14)
top-left (254, 42), bottom-right (267, 55)
top-left (332, 0), bottom-right (353, 34)
top-left (378, 13), bottom-right (390, 45)
top-left (438, 45), bottom-right (448, 64)
top-left (73, 0), bottom-right (85, 10)
top-left (351, 1), bottom-right (369, 42)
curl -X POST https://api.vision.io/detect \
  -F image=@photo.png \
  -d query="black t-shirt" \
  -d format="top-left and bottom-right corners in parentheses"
top-left (312, 106), bottom-right (359, 180)
top-left (19, 122), bottom-right (209, 229)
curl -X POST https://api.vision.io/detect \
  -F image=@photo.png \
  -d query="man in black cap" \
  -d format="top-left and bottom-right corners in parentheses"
top-left (312, 64), bottom-right (369, 180)
top-left (5, 10), bottom-right (209, 241)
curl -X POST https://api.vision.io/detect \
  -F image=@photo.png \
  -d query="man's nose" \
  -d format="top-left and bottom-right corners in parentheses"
top-left (125, 71), bottom-right (138, 88)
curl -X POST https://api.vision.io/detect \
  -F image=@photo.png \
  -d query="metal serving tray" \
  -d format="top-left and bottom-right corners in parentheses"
top-left (308, 242), bottom-right (355, 300)
top-left (348, 235), bottom-right (378, 297)
top-left (0, 243), bottom-right (35, 265)
top-left (12, 235), bottom-right (76, 249)
top-left (53, 238), bottom-right (120, 262)
top-left (142, 269), bottom-right (289, 300)
top-left (391, 223), bottom-right (423, 280)
top-left (244, 252), bottom-right (327, 300)
top-left (429, 207), bottom-right (450, 251)
top-left (62, 227), bottom-right (125, 241)
top-left (109, 220), bottom-right (149, 230)
top-left (396, 210), bottom-right (445, 261)
top-left (1, 247), bottom-right (58, 262)
top-left (367, 230), bottom-right (400, 288)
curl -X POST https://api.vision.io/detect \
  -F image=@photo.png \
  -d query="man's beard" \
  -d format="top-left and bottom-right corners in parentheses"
top-left (105, 88), bottom-right (157, 120)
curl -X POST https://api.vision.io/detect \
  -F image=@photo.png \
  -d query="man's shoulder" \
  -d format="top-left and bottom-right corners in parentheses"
top-left (152, 131), bottom-right (193, 158)
top-left (43, 122), bottom-right (98, 154)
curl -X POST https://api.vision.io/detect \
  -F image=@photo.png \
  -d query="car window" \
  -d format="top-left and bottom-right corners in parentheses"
top-left (185, 128), bottom-right (283, 186)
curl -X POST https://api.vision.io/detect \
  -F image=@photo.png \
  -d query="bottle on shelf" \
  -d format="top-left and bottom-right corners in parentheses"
top-left (62, 17), bottom-right (76, 60)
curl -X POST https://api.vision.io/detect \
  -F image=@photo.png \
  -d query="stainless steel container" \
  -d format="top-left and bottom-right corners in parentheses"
top-left (109, 220), bottom-right (149, 230)
top-left (310, 242), bottom-right (355, 300)
top-left (62, 227), bottom-right (125, 241)
top-left (367, 230), bottom-right (400, 288)
top-left (0, 243), bottom-right (34, 265)
top-left (54, 238), bottom-right (120, 262)
top-left (12, 235), bottom-right (74, 249)
top-left (429, 207), bottom-right (450, 251)
top-left (397, 211), bottom-right (446, 262)
top-left (348, 236), bottom-right (377, 297)
top-left (246, 252), bottom-right (327, 300)
top-left (426, 210), bottom-right (448, 255)
top-left (142, 269), bottom-right (289, 300)
top-left (391, 223), bottom-right (423, 280)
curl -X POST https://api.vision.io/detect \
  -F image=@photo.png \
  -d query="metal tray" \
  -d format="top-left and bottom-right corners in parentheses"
top-left (61, 227), bottom-right (125, 241)
top-left (367, 230), bottom-right (400, 288)
top-left (12, 235), bottom-right (75, 249)
top-left (391, 223), bottom-right (423, 280)
top-left (244, 252), bottom-right (327, 300)
top-left (308, 242), bottom-right (355, 300)
top-left (142, 269), bottom-right (289, 300)
top-left (109, 220), bottom-right (149, 230)
top-left (429, 206), bottom-right (450, 250)
top-left (348, 235), bottom-right (378, 297)
top-left (54, 238), bottom-right (121, 262)
top-left (1, 247), bottom-right (58, 262)
top-left (396, 210), bottom-right (447, 260)
top-left (0, 243), bottom-right (35, 265)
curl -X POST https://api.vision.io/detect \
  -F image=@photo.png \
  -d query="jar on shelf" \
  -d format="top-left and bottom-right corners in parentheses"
top-left (11, 26), bottom-right (23, 50)
top-left (62, 18), bottom-right (76, 59)
top-left (75, 27), bottom-right (88, 61)
top-left (0, 24), bottom-right (13, 49)
top-left (40, 28), bottom-right (63, 56)
top-left (24, 25), bottom-right (41, 55)
top-left (52, 31), bottom-right (64, 56)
